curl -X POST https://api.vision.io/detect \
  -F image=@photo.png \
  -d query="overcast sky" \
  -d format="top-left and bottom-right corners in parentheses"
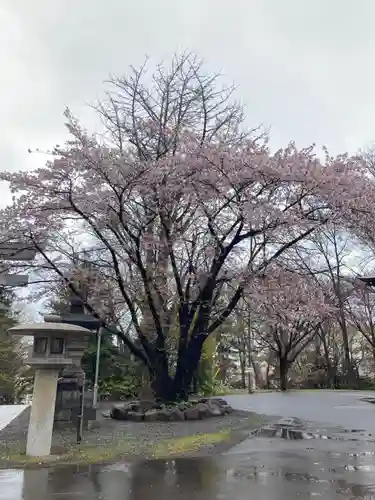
top-left (1, 0), bottom-right (375, 207)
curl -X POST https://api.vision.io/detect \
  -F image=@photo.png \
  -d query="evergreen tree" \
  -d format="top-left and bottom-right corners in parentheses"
top-left (47, 289), bottom-right (143, 400)
top-left (0, 290), bottom-right (24, 404)
top-left (195, 335), bottom-right (217, 395)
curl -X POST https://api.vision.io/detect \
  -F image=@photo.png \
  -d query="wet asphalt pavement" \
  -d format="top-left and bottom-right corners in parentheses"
top-left (3, 391), bottom-right (375, 499)
top-left (225, 390), bottom-right (375, 434)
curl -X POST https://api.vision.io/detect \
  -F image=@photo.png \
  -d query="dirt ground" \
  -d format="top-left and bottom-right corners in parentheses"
top-left (0, 402), bottom-right (269, 467)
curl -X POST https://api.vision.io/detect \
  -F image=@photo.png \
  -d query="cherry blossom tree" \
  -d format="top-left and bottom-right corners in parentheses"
top-left (248, 265), bottom-right (334, 391)
top-left (347, 278), bottom-right (375, 359)
top-left (0, 56), bottom-right (370, 401)
top-left (283, 225), bottom-right (360, 386)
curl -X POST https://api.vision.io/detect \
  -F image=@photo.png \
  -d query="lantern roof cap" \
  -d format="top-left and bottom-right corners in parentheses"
top-left (9, 322), bottom-right (93, 336)
top-left (359, 276), bottom-right (375, 286)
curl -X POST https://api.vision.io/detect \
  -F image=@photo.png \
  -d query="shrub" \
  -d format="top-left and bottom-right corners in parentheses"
top-left (100, 376), bottom-right (142, 401)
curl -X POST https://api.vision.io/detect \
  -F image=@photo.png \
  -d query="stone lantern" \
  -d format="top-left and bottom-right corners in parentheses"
top-left (359, 276), bottom-right (375, 287)
top-left (44, 290), bottom-right (102, 427)
top-left (9, 322), bottom-right (93, 457)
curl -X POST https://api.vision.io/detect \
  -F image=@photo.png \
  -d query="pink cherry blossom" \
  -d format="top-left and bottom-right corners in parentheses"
top-left (0, 108), bottom-right (372, 399)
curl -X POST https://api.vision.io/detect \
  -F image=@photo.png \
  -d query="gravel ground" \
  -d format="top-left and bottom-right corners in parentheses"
top-left (0, 402), bottom-right (269, 462)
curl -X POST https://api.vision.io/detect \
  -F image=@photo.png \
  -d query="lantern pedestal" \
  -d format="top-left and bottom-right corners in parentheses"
top-left (26, 368), bottom-right (59, 457)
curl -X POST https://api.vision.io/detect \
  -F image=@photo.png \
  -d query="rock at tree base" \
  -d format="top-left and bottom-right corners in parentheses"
top-left (138, 384), bottom-right (156, 412)
top-left (206, 400), bottom-right (223, 416)
top-left (127, 411), bottom-right (144, 422)
top-left (214, 398), bottom-right (233, 413)
top-left (184, 406), bottom-right (201, 420)
top-left (110, 406), bottom-right (129, 420)
top-left (110, 402), bottom-right (137, 420)
top-left (144, 409), bottom-right (163, 421)
top-left (164, 408), bottom-right (185, 421)
top-left (110, 398), bottom-right (234, 421)
top-left (196, 403), bottom-right (211, 418)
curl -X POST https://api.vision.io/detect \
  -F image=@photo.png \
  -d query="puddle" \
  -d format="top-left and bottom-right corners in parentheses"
top-left (248, 417), bottom-right (334, 441)
top-left (344, 464), bottom-right (375, 471)
top-left (343, 428), bottom-right (367, 433)
top-left (251, 426), bottom-right (331, 440)
top-left (251, 421), bottom-right (375, 442)
top-left (349, 451), bottom-right (375, 457)
top-left (227, 456), bottom-right (375, 499)
top-left (361, 397), bottom-right (375, 405)
top-left (2, 455), bottom-right (375, 499)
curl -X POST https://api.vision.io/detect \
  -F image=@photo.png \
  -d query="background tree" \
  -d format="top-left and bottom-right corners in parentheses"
top-left (194, 334), bottom-right (217, 396)
top-left (0, 290), bottom-right (25, 404)
top-left (248, 265), bottom-right (334, 391)
top-left (347, 277), bottom-right (375, 365)
top-left (287, 226), bottom-right (358, 386)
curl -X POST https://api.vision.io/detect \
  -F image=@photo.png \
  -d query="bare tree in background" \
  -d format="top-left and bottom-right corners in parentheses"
top-left (286, 225), bottom-right (357, 387)
top-left (96, 52), bottom-right (246, 158)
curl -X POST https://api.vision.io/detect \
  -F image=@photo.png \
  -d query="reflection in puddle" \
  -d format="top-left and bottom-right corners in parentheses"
top-left (251, 426), bottom-right (330, 440)
top-left (0, 470), bottom-right (23, 500)
top-left (345, 464), bottom-right (375, 471)
top-left (349, 451), bottom-right (375, 457)
top-left (252, 424), bottom-right (375, 443)
top-left (1, 452), bottom-right (375, 499)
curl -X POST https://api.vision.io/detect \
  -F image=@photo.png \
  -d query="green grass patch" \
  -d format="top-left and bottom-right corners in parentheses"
top-left (0, 438), bottom-right (136, 468)
top-left (149, 430), bottom-right (231, 459)
top-left (0, 429), bottom-right (237, 469)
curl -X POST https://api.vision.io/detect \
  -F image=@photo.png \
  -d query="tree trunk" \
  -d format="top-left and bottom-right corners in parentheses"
top-left (148, 347), bottom-right (174, 401)
top-left (320, 329), bottom-right (334, 388)
top-left (266, 355), bottom-right (272, 389)
top-left (171, 336), bottom-right (206, 401)
top-left (239, 354), bottom-right (246, 389)
top-left (192, 373), bottom-right (198, 395)
top-left (279, 357), bottom-right (289, 392)
top-left (151, 371), bottom-right (174, 401)
top-left (338, 315), bottom-right (356, 388)
top-left (314, 335), bottom-right (321, 369)
top-left (245, 310), bottom-right (253, 393)
top-left (251, 359), bottom-right (263, 388)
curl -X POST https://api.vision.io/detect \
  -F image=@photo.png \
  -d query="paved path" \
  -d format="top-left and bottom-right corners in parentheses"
top-left (0, 406), bottom-right (28, 432)
top-left (225, 390), bottom-right (375, 433)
